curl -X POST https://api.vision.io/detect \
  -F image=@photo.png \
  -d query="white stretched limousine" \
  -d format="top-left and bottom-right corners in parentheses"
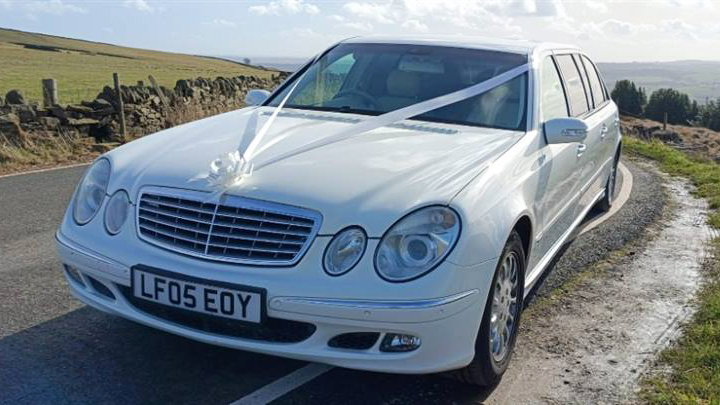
top-left (56, 36), bottom-right (620, 386)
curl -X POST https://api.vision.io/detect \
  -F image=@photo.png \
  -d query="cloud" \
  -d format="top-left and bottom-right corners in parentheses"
top-left (401, 19), bottom-right (428, 33)
top-left (598, 19), bottom-right (655, 36)
top-left (210, 18), bottom-right (237, 28)
top-left (280, 27), bottom-right (319, 38)
top-left (123, 0), bottom-right (155, 13)
top-left (249, 0), bottom-right (319, 16)
top-left (340, 1), bottom-right (524, 35)
top-left (553, 16), bottom-right (655, 40)
top-left (25, 0), bottom-right (87, 15)
top-left (338, 21), bottom-right (374, 32)
top-left (660, 18), bottom-right (699, 41)
top-left (328, 14), bottom-right (345, 22)
top-left (343, 2), bottom-right (393, 24)
top-left (663, 0), bottom-right (716, 7)
top-left (706, 23), bottom-right (720, 35)
top-left (582, 0), bottom-right (609, 13)
top-left (514, 0), bottom-right (567, 17)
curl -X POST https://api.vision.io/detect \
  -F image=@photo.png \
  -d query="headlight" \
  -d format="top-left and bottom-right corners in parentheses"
top-left (323, 227), bottom-right (367, 276)
top-left (104, 190), bottom-right (130, 235)
top-left (73, 158), bottom-right (111, 225)
top-left (375, 206), bottom-right (460, 282)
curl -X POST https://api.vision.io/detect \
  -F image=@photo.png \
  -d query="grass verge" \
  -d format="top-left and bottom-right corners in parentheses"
top-left (625, 137), bottom-right (720, 404)
top-left (625, 137), bottom-right (720, 228)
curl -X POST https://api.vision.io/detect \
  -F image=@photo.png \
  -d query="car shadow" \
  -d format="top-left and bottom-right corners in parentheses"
top-left (0, 307), bottom-right (304, 405)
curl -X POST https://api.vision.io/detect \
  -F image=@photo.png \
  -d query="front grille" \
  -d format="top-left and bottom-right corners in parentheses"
top-left (136, 187), bottom-right (322, 265)
top-left (119, 287), bottom-right (316, 343)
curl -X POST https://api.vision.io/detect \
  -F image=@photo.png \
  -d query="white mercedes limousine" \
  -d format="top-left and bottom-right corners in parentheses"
top-left (56, 36), bottom-right (620, 386)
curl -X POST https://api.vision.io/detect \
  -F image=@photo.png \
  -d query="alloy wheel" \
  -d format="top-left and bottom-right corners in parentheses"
top-left (489, 251), bottom-right (519, 363)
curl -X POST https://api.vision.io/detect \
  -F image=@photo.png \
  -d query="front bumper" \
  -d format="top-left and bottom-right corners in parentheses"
top-left (55, 230), bottom-right (495, 374)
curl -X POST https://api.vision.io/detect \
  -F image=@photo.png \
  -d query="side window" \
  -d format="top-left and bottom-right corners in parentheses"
top-left (582, 55), bottom-right (607, 105)
top-left (555, 54), bottom-right (590, 117)
top-left (572, 54), bottom-right (593, 109)
top-left (541, 56), bottom-right (569, 120)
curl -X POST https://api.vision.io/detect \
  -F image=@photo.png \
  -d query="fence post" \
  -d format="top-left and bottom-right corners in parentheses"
top-left (147, 75), bottom-right (169, 110)
top-left (113, 73), bottom-right (127, 139)
top-left (41, 78), bottom-right (58, 107)
top-left (663, 112), bottom-right (668, 131)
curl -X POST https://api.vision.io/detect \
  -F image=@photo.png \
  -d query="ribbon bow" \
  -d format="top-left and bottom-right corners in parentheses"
top-left (205, 150), bottom-right (253, 189)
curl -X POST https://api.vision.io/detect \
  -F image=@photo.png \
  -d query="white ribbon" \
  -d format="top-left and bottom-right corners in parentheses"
top-left (195, 62), bottom-right (530, 196)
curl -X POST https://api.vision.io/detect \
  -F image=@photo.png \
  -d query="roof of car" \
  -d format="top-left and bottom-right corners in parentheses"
top-left (342, 35), bottom-right (579, 56)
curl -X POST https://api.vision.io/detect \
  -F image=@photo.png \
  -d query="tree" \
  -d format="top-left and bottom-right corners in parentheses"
top-left (645, 88), bottom-right (694, 125)
top-left (242, 57), bottom-right (251, 65)
top-left (689, 100), bottom-right (700, 122)
top-left (610, 80), bottom-right (646, 115)
top-left (698, 99), bottom-right (720, 131)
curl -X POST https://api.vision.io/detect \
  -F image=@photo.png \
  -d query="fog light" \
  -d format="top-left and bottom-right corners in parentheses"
top-left (64, 265), bottom-right (85, 286)
top-left (380, 333), bottom-right (421, 352)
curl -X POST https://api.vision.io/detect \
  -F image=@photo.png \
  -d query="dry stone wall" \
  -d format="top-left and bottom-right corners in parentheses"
top-left (0, 73), bottom-right (288, 150)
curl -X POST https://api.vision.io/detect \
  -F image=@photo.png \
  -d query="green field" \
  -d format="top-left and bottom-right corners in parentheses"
top-left (0, 27), bottom-right (274, 105)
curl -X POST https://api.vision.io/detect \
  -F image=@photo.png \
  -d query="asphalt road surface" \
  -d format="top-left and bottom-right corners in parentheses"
top-left (0, 161), bottom-right (650, 405)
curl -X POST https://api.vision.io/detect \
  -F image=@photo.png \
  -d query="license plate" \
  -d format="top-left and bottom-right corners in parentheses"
top-left (131, 267), bottom-right (265, 323)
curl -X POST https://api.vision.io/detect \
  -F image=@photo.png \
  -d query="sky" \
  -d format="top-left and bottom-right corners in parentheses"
top-left (0, 0), bottom-right (719, 62)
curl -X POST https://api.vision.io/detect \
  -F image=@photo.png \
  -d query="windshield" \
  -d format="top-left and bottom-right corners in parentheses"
top-left (266, 43), bottom-right (528, 131)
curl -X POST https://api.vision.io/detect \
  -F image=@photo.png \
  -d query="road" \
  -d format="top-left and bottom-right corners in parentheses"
top-left (0, 161), bottom-right (656, 405)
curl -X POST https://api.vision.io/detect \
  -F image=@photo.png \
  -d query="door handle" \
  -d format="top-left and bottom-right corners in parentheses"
top-left (577, 143), bottom-right (587, 157)
top-left (601, 125), bottom-right (609, 140)
top-left (614, 117), bottom-right (620, 128)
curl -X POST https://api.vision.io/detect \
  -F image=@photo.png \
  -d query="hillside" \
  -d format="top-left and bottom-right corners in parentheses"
top-left (621, 115), bottom-right (720, 163)
top-left (0, 28), bottom-right (275, 104)
top-left (598, 60), bottom-right (720, 103)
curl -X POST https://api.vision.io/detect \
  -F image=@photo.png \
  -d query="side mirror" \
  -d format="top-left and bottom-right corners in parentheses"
top-left (245, 89), bottom-right (270, 106)
top-left (544, 118), bottom-right (588, 144)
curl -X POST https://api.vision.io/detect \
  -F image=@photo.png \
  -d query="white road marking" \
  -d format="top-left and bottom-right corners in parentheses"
top-left (0, 162), bottom-right (90, 179)
top-left (229, 363), bottom-right (333, 405)
top-left (579, 162), bottom-right (633, 235)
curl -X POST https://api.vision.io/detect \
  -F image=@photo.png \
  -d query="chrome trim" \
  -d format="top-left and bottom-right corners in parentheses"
top-left (135, 186), bottom-right (323, 266)
top-left (271, 290), bottom-right (478, 310)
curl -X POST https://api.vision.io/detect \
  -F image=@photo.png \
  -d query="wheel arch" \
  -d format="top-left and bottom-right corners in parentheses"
top-left (511, 215), bottom-right (533, 264)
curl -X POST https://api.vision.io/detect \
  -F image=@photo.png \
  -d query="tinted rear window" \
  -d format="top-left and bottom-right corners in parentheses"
top-left (555, 54), bottom-right (589, 117)
top-left (581, 55), bottom-right (607, 106)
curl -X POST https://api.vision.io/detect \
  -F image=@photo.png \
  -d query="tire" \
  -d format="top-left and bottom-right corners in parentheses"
top-left (451, 231), bottom-right (525, 387)
top-left (598, 153), bottom-right (620, 212)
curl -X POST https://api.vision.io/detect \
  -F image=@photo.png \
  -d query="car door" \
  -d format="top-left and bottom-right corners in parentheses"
top-left (580, 55), bottom-right (619, 199)
top-left (529, 55), bottom-right (583, 270)
top-left (553, 53), bottom-right (603, 218)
